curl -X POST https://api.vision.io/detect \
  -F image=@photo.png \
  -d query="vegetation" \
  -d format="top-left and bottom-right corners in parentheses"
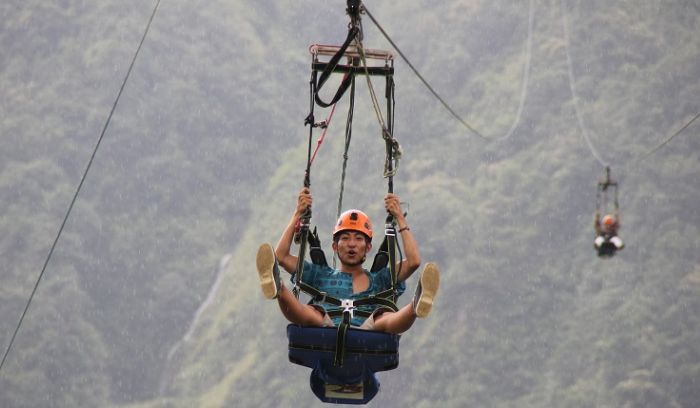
top-left (1, 1), bottom-right (698, 407)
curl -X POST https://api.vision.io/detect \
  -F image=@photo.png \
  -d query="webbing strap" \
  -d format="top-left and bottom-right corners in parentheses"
top-left (334, 319), bottom-right (350, 366)
top-left (314, 27), bottom-right (360, 108)
top-left (297, 281), bottom-right (398, 313)
top-left (353, 295), bottom-right (397, 310)
top-left (292, 214), bottom-right (311, 299)
top-left (385, 221), bottom-right (398, 302)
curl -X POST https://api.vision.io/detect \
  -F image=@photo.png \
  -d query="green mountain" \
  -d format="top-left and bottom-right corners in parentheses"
top-left (1, 1), bottom-right (698, 407)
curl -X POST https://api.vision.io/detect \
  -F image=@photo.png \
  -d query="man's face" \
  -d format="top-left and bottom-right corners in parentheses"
top-left (333, 231), bottom-right (371, 267)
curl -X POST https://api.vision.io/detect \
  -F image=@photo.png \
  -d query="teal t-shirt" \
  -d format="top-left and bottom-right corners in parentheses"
top-left (297, 260), bottom-right (406, 326)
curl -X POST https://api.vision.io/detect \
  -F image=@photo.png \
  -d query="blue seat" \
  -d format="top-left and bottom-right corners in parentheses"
top-left (287, 324), bottom-right (400, 404)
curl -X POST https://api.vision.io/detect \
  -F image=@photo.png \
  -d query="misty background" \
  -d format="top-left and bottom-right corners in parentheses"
top-left (1, 0), bottom-right (699, 407)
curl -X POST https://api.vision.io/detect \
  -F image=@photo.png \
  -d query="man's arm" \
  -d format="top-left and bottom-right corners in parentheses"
top-left (275, 187), bottom-right (312, 274)
top-left (385, 193), bottom-right (421, 282)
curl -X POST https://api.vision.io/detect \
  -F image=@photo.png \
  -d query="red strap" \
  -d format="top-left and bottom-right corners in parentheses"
top-left (309, 102), bottom-right (338, 166)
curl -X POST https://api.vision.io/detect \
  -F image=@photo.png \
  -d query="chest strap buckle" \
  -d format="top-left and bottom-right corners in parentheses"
top-left (341, 299), bottom-right (355, 320)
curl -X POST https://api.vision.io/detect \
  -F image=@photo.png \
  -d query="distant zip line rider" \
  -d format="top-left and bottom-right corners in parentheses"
top-left (594, 209), bottom-right (624, 252)
top-left (594, 167), bottom-right (624, 257)
top-left (256, 187), bottom-right (440, 334)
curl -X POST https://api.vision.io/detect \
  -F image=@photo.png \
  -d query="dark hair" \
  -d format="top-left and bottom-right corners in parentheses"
top-left (333, 230), bottom-right (371, 244)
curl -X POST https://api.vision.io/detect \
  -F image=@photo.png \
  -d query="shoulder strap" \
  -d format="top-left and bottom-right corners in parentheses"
top-left (307, 227), bottom-right (328, 267)
top-left (370, 235), bottom-right (389, 273)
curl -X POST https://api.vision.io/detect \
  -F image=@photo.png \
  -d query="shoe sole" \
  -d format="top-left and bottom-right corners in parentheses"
top-left (415, 262), bottom-right (440, 318)
top-left (256, 243), bottom-right (278, 299)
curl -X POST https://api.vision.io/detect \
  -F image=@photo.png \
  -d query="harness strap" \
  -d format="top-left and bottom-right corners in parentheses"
top-left (332, 280), bottom-right (395, 367)
top-left (314, 26), bottom-right (360, 108)
top-left (385, 220), bottom-right (399, 302)
top-left (334, 319), bottom-right (350, 366)
top-left (297, 281), bottom-right (398, 312)
top-left (292, 210), bottom-right (311, 299)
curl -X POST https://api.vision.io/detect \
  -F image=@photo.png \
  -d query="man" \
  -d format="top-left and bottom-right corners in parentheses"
top-left (594, 209), bottom-right (624, 253)
top-left (256, 187), bottom-right (439, 334)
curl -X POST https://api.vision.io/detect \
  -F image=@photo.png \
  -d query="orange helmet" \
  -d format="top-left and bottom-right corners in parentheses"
top-left (333, 209), bottom-right (373, 240)
top-left (603, 214), bottom-right (615, 226)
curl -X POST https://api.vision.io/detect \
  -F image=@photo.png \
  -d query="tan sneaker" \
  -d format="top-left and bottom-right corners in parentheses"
top-left (256, 243), bottom-right (281, 299)
top-left (412, 262), bottom-right (440, 318)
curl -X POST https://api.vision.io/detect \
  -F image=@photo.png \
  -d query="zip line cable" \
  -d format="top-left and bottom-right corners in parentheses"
top-left (362, 1), bottom-right (693, 162)
top-left (636, 111), bottom-right (700, 159)
top-left (0, 0), bottom-right (163, 374)
top-left (362, 0), bottom-right (535, 141)
top-left (561, 0), bottom-right (699, 170)
top-left (560, 0), bottom-right (609, 168)
top-left (618, 110), bottom-right (700, 173)
top-left (362, 4), bottom-right (485, 139)
top-left (498, 0), bottom-right (535, 142)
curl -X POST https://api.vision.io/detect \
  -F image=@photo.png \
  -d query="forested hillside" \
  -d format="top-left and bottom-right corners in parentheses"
top-left (1, 1), bottom-right (698, 407)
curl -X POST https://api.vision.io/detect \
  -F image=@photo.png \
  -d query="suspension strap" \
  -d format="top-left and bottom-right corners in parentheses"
top-left (293, 62), bottom-right (321, 297)
top-left (385, 218), bottom-right (399, 302)
top-left (596, 166), bottom-right (619, 214)
top-left (336, 76), bottom-right (356, 228)
top-left (292, 212), bottom-right (311, 299)
top-left (613, 178), bottom-right (620, 214)
top-left (356, 40), bottom-right (401, 180)
top-left (303, 68), bottom-right (318, 187)
top-left (309, 103), bottom-right (337, 166)
top-left (335, 318), bottom-right (350, 366)
top-left (314, 26), bottom-right (360, 108)
top-left (343, 16), bottom-right (401, 295)
top-left (377, 52), bottom-right (400, 297)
